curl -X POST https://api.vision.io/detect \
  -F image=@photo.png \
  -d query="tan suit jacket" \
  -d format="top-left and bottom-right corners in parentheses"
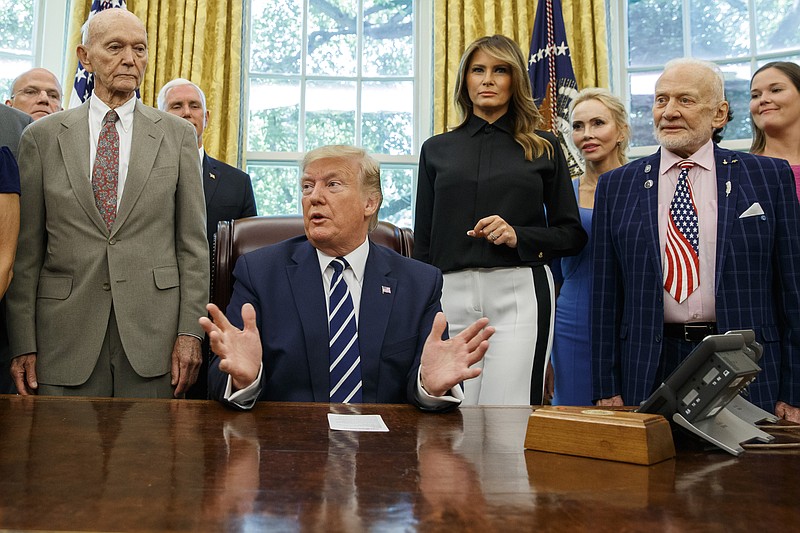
top-left (7, 100), bottom-right (209, 385)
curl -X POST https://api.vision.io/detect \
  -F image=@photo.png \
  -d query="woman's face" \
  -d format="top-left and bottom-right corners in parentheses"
top-left (571, 99), bottom-right (623, 165)
top-left (466, 49), bottom-right (513, 122)
top-left (750, 67), bottom-right (800, 135)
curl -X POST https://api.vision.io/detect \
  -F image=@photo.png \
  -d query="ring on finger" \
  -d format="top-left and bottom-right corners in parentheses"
top-left (489, 232), bottom-right (498, 241)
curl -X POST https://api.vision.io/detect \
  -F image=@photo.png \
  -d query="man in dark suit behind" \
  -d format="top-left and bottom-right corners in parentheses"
top-left (201, 145), bottom-right (495, 410)
top-left (157, 78), bottom-right (257, 250)
top-left (591, 58), bottom-right (800, 422)
top-left (7, 9), bottom-right (208, 398)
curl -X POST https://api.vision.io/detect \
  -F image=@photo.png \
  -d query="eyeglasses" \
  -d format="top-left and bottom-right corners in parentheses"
top-left (11, 86), bottom-right (62, 103)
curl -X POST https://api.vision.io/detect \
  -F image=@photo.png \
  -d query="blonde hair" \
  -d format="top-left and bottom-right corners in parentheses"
top-left (570, 87), bottom-right (631, 164)
top-left (453, 35), bottom-right (552, 160)
top-left (301, 145), bottom-right (383, 232)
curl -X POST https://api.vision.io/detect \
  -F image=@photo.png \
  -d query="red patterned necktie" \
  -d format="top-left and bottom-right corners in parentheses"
top-left (664, 159), bottom-right (699, 303)
top-left (92, 109), bottom-right (119, 232)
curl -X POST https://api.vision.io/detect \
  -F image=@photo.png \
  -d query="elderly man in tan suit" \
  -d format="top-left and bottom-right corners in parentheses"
top-left (6, 9), bottom-right (209, 398)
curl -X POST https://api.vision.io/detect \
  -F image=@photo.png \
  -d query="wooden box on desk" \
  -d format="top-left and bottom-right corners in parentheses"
top-left (524, 406), bottom-right (675, 465)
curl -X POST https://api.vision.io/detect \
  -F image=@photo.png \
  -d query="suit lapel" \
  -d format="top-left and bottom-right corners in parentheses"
top-left (287, 242), bottom-right (330, 402)
top-left (113, 101), bottom-right (163, 236)
top-left (202, 154), bottom-right (219, 208)
top-left (637, 154), bottom-right (664, 279)
top-left (58, 103), bottom-right (108, 234)
top-left (358, 243), bottom-right (395, 404)
top-left (714, 146), bottom-right (740, 293)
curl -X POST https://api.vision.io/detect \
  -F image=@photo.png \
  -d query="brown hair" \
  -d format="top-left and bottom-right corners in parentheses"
top-left (750, 61), bottom-right (800, 154)
top-left (453, 35), bottom-right (552, 160)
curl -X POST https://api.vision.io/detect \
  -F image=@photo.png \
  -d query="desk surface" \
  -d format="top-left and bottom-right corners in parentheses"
top-left (0, 396), bottom-right (798, 532)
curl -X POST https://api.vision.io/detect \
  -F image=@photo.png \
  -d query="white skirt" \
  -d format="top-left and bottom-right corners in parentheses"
top-left (442, 266), bottom-right (554, 405)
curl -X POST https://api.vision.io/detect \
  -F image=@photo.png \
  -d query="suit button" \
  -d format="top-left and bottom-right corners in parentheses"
top-left (109, 238), bottom-right (116, 245)
top-left (102, 283), bottom-right (111, 291)
top-left (655, 334), bottom-right (662, 343)
top-left (538, 252), bottom-right (544, 259)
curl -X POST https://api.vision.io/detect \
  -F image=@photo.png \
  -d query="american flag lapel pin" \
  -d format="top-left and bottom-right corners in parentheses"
top-left (381, 285), bottom-right (391, 294)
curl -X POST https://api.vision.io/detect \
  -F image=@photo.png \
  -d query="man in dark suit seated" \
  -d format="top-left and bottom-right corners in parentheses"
top-left (591, 58), bottom-right (800, 422)
top-left (201, 145), bottom-right (494, 410)
top-left (157, 78), bottom-right (257, 250)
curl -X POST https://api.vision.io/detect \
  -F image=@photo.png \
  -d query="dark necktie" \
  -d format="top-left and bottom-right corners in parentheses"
top-left (664, 159), bottom-right (699, 303)
top-left (328, 257), bottom-right (362, 403)
top-left (92, 109), bottom-right (120, 232)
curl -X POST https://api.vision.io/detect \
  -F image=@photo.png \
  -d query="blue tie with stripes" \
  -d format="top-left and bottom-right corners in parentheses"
top-left (328, 257), bottom-right (362, 403)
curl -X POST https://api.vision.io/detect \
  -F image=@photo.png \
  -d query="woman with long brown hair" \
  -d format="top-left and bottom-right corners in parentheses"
top-left (414, 35), bottom-right (586, 405)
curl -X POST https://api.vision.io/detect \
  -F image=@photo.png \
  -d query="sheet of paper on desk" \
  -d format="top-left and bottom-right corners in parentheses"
top-left (327, 414), bottom-right (389, 432)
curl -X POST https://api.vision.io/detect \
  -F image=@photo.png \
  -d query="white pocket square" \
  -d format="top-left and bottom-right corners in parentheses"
top-left (739, 202), bottom-right (765, 218)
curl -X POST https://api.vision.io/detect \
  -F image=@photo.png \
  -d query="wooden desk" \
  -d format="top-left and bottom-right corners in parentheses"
top-left (0, 396), bottom-right (798, 532)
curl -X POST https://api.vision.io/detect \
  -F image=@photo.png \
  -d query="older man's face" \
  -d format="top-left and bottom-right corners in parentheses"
top-left (6, 69), bottom-right (62, 120)
top-left (301, 156), bottom-right (379, 257)
top-left (163, 84), bottom-right (209, 148)
top-left (78, 11), bottom-right (148, 105)
top-left (653, 64), bottom-right (728, 158)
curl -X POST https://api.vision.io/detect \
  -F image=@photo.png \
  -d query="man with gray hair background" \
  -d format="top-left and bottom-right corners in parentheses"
top-left (591, 58), bottom-right (800, 422)
top-left (157, 78), bottom-right (257, 250)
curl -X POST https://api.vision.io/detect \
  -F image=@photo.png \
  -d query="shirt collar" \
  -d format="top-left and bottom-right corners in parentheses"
top-left (463, 112), bottom-right (514, 137)
top-left (199, 146), bottom-right (205, 163)
top-left (660, 139), bottom-right (715, 175)
top-left (89, 93), bottom-right (136, 134)
top-left (316, 237), bottom-right (370, 284)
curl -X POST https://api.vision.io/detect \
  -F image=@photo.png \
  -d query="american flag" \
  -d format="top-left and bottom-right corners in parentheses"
top-left (527, 0), bottom-right (582, 177)
top-left (664, 160), bottom-right (700, 303)
top-left (68, 0), bottom-right (129, 109)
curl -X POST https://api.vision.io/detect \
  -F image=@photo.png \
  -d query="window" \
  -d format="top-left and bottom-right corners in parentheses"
top-left (0, 0), bottom-right (69, 105)
top-left (245, 0), bottom-right (432, 228)
top-left (610, 0), bottom-right (800, 156)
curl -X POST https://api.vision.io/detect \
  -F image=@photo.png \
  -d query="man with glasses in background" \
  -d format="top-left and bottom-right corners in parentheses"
top-left (5, 68), bottom-right (63, 121)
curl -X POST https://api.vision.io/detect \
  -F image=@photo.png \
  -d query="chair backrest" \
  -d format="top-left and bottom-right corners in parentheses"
top-left (212, 215), bottom-right (414, 312)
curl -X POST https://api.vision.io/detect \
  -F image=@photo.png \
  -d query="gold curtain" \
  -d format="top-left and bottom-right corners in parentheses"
top-left (65, 1), bottom-right (244, 165)
top-left (433, 0), bottom-right (608, 134)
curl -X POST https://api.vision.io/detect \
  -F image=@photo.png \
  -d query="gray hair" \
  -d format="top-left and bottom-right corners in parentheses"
top-left (662, 58), bottom-right (726, 104)
top-left (301, 145), bottom-right (383, 232)
top-left (157, 78), bottom-right (207, 112)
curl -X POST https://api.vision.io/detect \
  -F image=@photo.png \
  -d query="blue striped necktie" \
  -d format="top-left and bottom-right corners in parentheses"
top-left (328, 257), bottom-right (362, 403)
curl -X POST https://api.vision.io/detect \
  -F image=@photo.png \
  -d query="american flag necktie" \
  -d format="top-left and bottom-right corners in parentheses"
top-left (328, 257), bottom-right (362, 403)
top-left (664, 159), bottom-right (699, 303)
top-left (92, 109), bottom-right (119, 232)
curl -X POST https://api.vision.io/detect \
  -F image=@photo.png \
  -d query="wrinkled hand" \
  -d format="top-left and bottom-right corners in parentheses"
top-left (171, 335), bottom-right (202, 397)
top-left (420, 312), bottom-right (494, 397)
top-left (199, 303), bottom-right (262, 391)
top-left (596, 395), bottom-right (624, 407)
top-left (775, 401), bottom-right (800, 423)
top-left (467, 215), bottom-right (518, 248)
top-left (10, 353), bottom-right (38, 395)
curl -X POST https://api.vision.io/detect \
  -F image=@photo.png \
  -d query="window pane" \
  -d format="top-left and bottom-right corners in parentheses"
top-left (247, 164), bottom-right (301, 216)
top-left (628, 0), bottom-right (682, 67)
top-left (719, 63), bottom-right (752, 142)
top-left (755, 0), bottom-right (800, 54)
top-left (305, 80), bottom-right (356, 149)
top-left (629, 72), bottom-right (659, 147)
top-left (307, 0), bottom-right (357, 76)
top-left (248, 78), bottom-right (300, 152)
top-left (363, 0), bottom-right (413, 77)
top-left (362, 81), bottom-right (413, 155)
top-left (690, 0), bottom-right (749, 59)
top-left (378, 166), bottom-right (413, 228)
top-left (250, 0), bottom-right (303, 74)
top-left (0, 0), bottom-right (34, 52)
top-left (0, 57), bottom-right (32, 101)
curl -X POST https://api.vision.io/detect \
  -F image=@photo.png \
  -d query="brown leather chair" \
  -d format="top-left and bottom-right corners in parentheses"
top-left (212, 215), bottom-right (414, 312)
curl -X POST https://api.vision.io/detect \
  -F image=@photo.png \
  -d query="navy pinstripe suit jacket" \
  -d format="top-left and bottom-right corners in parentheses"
top-left (591, 145), bottom-right (800, 411)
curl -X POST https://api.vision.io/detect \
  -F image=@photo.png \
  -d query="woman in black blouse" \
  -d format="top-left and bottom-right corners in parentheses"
top-left (414, 35), bottom-right (586, 405)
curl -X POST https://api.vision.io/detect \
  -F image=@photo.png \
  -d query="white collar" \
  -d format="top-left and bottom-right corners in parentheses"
top-left (316, 237), bottom-right (370, 283)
